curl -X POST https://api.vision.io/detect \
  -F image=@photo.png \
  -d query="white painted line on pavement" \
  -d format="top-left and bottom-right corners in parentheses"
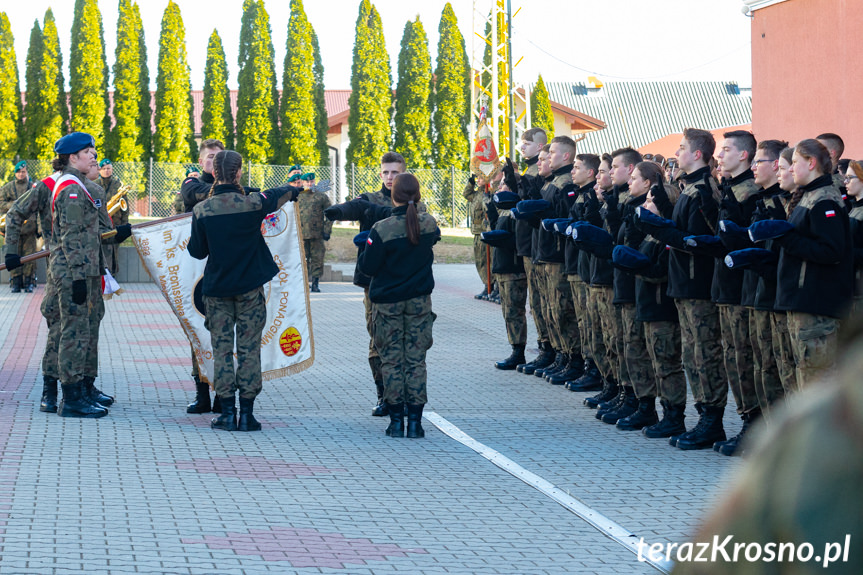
top-left (424, 411), bottom-right (674, 574)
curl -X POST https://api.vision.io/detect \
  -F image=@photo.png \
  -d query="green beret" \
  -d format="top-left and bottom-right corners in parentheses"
top-left (99, 159), bottom-right (112, 167)
top-left (186, 166), bottom-right (200, 176)
top-left (14, 161), bottom-right (26, 172)
top-left (287, 174), bottom-right (301, 183)
top-left (300, 173), bottom-right (315, 181)
top-left (288, 165), bottom-right (301, 172)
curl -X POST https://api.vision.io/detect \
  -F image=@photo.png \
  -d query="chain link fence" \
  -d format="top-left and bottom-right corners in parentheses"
top-left (1, 158), bottom-right (474, 228)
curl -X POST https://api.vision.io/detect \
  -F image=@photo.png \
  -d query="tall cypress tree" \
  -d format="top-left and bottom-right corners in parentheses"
top-left (432, 3), bottom-right (469, 170)
top-left (278, 0), bottom-right (316, 166)
top-left (0, 12), bottom-right (23, 160)
top-left (530, 74), bottom-right (554, 140)
top-left (109, 0), bottom-right (147, 162)
top-left (201, 30), bottom-right (233, 148)
top-left (135, 2), bottom-right (152, 160)
top-left (346, 0), bottom-right (392, 170)
top-left (236, 0), bottom-right (278, 163)
top-left (393, 17), bottom-right (432, 169)
top-left (22, 21), bottom-right (44, 159)
top-left (311, 30), bottom-right (329, 166)
top-left (37, 10), bottom-right (69, 158)
top-left (69, 0), bottom-right (109, 149)
top-left (153, 1), bottom-right (193, 162)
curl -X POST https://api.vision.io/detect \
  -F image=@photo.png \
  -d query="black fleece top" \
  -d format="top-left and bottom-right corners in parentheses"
top-left (515, 155), bottom-right (542, 257)
top-left (774, 174), bottom-right (852, 318)
top-left (188, 183), bottom-right (298, 297)
top-left (327, 184), bottom-right (393, 287)
top-left (357, 205), bottom-right (440, 304)
top-left (613, 186), bottom-right (647, 305)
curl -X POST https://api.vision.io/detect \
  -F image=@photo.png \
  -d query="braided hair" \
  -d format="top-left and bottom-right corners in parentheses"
top-left (392, 173), bottom-right (422, 245)
top-left (209, 150), bottom-right (243, 197)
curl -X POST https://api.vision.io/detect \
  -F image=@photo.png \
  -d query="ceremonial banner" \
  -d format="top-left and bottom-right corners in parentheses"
top-left (131, 204), bottom-right (314, 384)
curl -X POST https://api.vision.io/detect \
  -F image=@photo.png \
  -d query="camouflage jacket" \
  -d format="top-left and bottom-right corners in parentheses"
top-left (298, 188), bottom-right (333, 239)
top-left (463, 180), bottom-right (491, 235)
top-left (357, 205), bottom-right (440, 304)
top-left (49, 167), bottom-right (108, 281)
top-left (1, 178), bottom-right (37, 236)
top-left (97, 175), bottom-right (128, 227)
top-left (4, 175), bottom-right (55, 254)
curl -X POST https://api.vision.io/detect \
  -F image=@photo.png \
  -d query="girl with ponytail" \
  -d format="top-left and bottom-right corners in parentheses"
top-left (188, 150), bottom-right (301, 432)
top-left (358, 173), bottom-right (440, 439)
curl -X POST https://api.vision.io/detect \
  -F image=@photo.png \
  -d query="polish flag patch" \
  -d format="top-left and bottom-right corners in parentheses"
top-left (69, 193), bottom-right (78, 199)
top-left (367, 237), bottom-right (373, 245)
top-left (825, 210), bottom-right (836, 218)
top-left (568, 191), bottom-right (575, 196)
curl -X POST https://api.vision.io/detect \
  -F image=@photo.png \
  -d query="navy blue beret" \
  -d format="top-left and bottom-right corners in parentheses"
top-left (480, 229), bottom-right (513, 247)
top-left (748, 220), bottom-right (793, 243)
top-left (353, 231), bottom-right (370, 247)
top-left (54, 132), bottom-right (96, 154)
top-left (684, 235), bottom-right (721, 248)
top-left (636, 206), bottom-right (676, 228)
top-left (612, 245), bottom-right (650, 270)
top-left (493, 191), bottom-right (519, 209)
top-left (724, 248), bottom-right (778, 269)
top-left (541, 218), bottom-right (571, 232)
top-left (719, 220), bottom-right (747, 236)
top-left (553, 218), bottom-right (575, 234)
top-left (515, 199), bottom-right (551, 215)
top-left (569, 222), bottom-right (614, 246)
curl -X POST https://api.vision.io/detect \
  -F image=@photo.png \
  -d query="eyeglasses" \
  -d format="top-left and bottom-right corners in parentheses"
top-left (752, 159), bottom-right (774, 166)
top-left (845, 175), bottom-right (859, 183)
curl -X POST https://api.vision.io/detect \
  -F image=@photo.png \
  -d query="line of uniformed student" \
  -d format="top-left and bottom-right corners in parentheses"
top-left (480, 128), bottom-right (858, 456)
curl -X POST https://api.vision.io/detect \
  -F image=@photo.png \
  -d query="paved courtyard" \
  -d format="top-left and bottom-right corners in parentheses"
top-left (0, 263), bottom-right (744, 574)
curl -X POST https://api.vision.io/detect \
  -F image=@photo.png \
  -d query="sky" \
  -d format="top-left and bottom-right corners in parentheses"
top-left (4, 0), bottom-right (753, 92)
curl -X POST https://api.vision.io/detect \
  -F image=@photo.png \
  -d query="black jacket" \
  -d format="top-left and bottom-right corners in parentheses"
top-left (563, 181), bottom-right (597, 279)
top-left (515, 156), bottom-right (543, 257)
top-left (774, 174), bottom-right (852, 318)
top-left (490, 210), bottom-right (525, 276)
top-left (637, 166), bottom-right (719, 300)
top-left (180, 171), bottom-right (215, 213)
top-left (613, 185), bottom-right (647, 305)
top-left (711, 170), bottom-right (759, 305)
top-left (357, 205), bottom-right (440, 303)
top-left (532, 165), bottom-right (577, 264)
top-left (629, 235), bottom-right (679, 323)
top-left (586, 187), bottom-right (614, 287)
top-left (850, 199), bottom-right (863, 298)
top-left (188, 183), bottom-right (298, 297)
top-left (326, 185), bottom-right (393, 287)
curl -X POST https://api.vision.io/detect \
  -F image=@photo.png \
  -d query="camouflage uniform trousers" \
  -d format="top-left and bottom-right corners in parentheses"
top-left (372, 295), bottom-right (435, 405)
top-left (587, 286), bottom-right (613, 382)
top-left (771, 311), bottom-right (797, 395)
top-left (593, 286), bottom-right (625, 385)
top-left (568, 276), bottom-right (590, 358)
top-left (473, 235), bottom-right (490, 289)
top-left (40, 264), bottom-right (61, 379)
top-left (8, 231), bottom-right (37, 280)
top-left (497, 274), bottom-right (527, 345)
top-left (104, 243), bottom-right (121, 277)
top-left (644, 321), bottom-right (687, 407)
top-left (619, 303), bottom-right (657, 399)
top-left (675, 299), bottom-right (727, 407)
top-left (85, 275), bottom-right (106, 380)
top-left (542, 263), bottom-right (580, 355)
top-left (57, 275), bottom-right (102, 384)
top-left (204, 286), bottom-right (267, 400)
top-left (303, 238), bottom-right (326, 280)
top-left (750, 309), bottom-right (784, 414)
top-left (787, 311), bottom-right (839, 389)
top-left (523, 257), bottom-right (549, 344)
top-left (718, 304), bottom-right (758, 415)
top-left (363, 288), bottom-right (381, 383)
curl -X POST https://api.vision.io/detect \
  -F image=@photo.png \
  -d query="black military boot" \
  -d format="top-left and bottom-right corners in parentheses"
top-left (596, 385), bottom-right (627, 419)
top-left (237, 397), bottom-right (262, 431)
top-left (714, 408), bottom-right (760, 456)
top-left (405, 404), bottom-right (425, 438)
top-left (566, 358), bottom-right (603, 391)
top-left (488, 286), bottom-right (500, 304)
top-left (677, 405), bottom-right (726, 450)
top-left (584, 377), bottom-right (619, 408)
top-left (535, 352), bottom-right (565, 378)
top-left (369, 357), bottom-right (388, 416)
top-left (644, 400), bottom-right (687, 438)
top-left (474, 287), bottom-right (488, 300)
top-left (212, 394), bottom-right (222, 413)
top-left (58, 381), bottom-right (108, 418)
top-left (11, 276), bottom-right (22, 293)
top-left (82, 376), bottom-right (114, 407)
top-left (211, 394), bottom-right (237, 431)
top-left (187, 376), bottom-right (212, 413)
top-left (669, 402), bottom-right (702, 447)
top-left (310, 277), bottom-right (321, 293)
top-left (616, 396), bottom-right (659, 431)
top-left (548, 353), bottom-right (585, 385)
top-left (601, 386), bottom-right (638, 424)
top-left (518, 341), bottom-right (554, 375)
top-left (23, 276), bottom-right (34, 293)
top-left (495, 344), bottom-right (526, 370)
top-left (40, 376), bottom-right (59, 413)
top-left (385, 402), bottom-right (405, 437)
